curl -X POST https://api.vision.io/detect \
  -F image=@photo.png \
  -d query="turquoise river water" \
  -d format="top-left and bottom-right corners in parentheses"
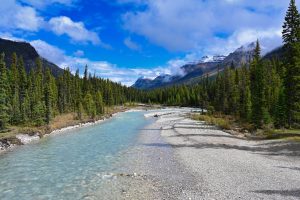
top-left (0, 111), bottom-right (149, 200)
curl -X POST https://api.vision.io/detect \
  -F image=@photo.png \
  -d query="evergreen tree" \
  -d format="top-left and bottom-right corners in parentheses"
top-left (31, 59), bottom-right (45, 126)
top-left (239, 65), bottom-right (252, 121)
top-left (44, 69), bottom-right (53, 124)
top-left (77, 101), bottom-right (84, 120)
top-left (83, 65), bottom-right (89, 95)
top-left (274, 87), bottom-right (287, 128)
top-left (250, 40), bottom-right (269, 127)
top-left (84, 92), bottom-right (96, 118)
top-left (282, 0), bottom-right (300, 126)
top-left (95, 91), bottom-right (104, 115)
top-left (0, 53), bottom-right (10, 130)
top-left (282, 0), bottom-right (300, 46)
top-left (9, 53), bottom-right (21, 124)
top-left (33, 101), bottom-right (45, 126)
top-left (18, 56), bottom-right (28, 123)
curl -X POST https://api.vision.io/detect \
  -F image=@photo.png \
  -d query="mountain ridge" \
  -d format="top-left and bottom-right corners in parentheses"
top-left (132, 42), bottom-right (280, 90)
top-left (0, 38), bottom-right (64, 77)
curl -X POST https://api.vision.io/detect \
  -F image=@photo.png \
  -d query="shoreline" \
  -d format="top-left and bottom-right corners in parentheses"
top-left (0, 106), bottom-right (132, 154)
top-left (137, 109), bottom-right (300, 199)
top-left (105, 108), bottom-right (201, 199)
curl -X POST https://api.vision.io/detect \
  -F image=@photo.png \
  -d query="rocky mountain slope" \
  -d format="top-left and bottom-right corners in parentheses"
top-left (0, 38), bottom-right (64, 77)
top-left (132, 42), bottom-right (258, 90)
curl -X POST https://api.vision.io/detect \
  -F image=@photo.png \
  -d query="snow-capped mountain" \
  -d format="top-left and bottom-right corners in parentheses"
top-left (132, 42), bottom-right (274, 90)
top-left (199, 55), bottom-right (226, 63)
top-left (235, 42), bottom-right (256, 53)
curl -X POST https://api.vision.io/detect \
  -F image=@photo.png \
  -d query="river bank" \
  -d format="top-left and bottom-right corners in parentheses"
top-left (1, 108), bottom-right (299, 199)
top-left (0, 106), bottom-right (134, 153)
top-left (122, 109), bottom-right (300, 199)
top-left (190, 113), bottom-right (300, 141)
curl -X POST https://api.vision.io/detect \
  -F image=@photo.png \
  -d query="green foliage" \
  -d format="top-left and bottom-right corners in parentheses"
top-left (0, 53), bottom-right (9, 130)
top-left (0, 1), bottom-right (298, 131)
top-left (77, 102), bottom-right (84, 120)
top-left (95, 91), bottom-right (104, 115)
top-left (84, 92), bottom-right (96, 119)
top-left (0, 51), bottom-right (145, 128)
top-left (282, 0), bottom-right (300, 126)
top-left (191, 114), bottom-right (231, 130)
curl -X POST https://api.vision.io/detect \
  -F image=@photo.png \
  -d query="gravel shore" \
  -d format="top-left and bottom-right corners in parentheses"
top-left (123, 109), bottom-right (300, 200)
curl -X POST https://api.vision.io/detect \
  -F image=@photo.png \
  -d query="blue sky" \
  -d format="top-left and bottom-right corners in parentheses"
top-left (0, 0), bottom-right (296, 85)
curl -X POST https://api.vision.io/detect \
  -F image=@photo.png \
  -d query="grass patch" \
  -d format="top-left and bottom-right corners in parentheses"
top-left (263, 128), bottom-right (300, 141)
top-left (191, 114), bottom-right (232, 130)
top-left (190, 114), bottom-right (300, 142)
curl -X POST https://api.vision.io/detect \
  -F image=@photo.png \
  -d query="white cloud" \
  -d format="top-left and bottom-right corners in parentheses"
top-left (0, 32), bottom-right (25, 42)
top-left (74, 50), bottom-right (84, 57)
top-left (48, 16), bottom-right (101, 45)
top-left (0, 1), bottom-right (104, 46)
top-left (31, 39), bottom-right (66, 64)
top-left (122, 0), bottom-right (294, 53)
top-left (30, 39), bottom-right (160, 86)
top-left (0, 0), bottom-right (44, 32)
top-left (206, 28), bottom-right (283, 55)
top-left (124, 37), bottom-right (141, 51)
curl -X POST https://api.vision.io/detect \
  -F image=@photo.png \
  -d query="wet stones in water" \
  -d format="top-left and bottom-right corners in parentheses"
top-left (154, 114), bottom-right (159, 118)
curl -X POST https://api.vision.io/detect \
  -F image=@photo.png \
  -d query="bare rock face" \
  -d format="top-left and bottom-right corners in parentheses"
top-left (132, 43), bottom-right (258, 90)
top-left (133, 42), bottom-right (284, 90)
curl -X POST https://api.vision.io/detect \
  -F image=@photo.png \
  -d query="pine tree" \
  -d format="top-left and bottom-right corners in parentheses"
top-left (84, 92), bottom-right (96, 118)
top-left (74, 69), bottom-right (82, 113)
top-left (44, 69), bottom-right (53, 124)
top-left (77, 101), bottom-right (84, 120)
top-left (232, 69), bottom-right (240, 117)
top-left (250, 40), bottom-right (269, 127)
top-left (95, 91), bottom-right (104, 115)
top-left (274, 86), bottom-right (287, 128)
top-left (18, 56), bottom-right (28, 123)
top-left (282, 0), bottom-right (300, 126)
top-left (33, 101), bottom-right (45, 126)
top-left (83, 65), bottom-right (89, 95)
top-left (31, 59), bottom-right (45, 126)
top-left (0, 53), bottom-right (10, 130)
top-left (9, 53), bottom-right (21, 124)
top-left (283, 0), bottom-right (300, 46)
top-left (239, 65), bottom-right (252, 121)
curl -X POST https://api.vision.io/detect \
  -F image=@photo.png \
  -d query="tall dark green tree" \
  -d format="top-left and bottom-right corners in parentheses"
top-left (9, 53), bottom-right (21, 124)
top-left (44, 68), bottom-right (53, 124)
top-left (18, 56), bottom-right (29, 123)
top-left (282, 0), bottom-right (300, 126)
top-left (250, 40), bottom-right (270, 127)
top-left (84, 92), bottom-right (96, 118)
top-left (0, 53), bottom-right (9, 130)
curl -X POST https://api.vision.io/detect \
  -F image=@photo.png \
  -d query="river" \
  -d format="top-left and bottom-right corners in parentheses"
top-left (0, 111), bottom-right (150, 200)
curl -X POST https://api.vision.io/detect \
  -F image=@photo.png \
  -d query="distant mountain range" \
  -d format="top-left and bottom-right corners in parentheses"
top-left (0, 38), bottom-right (283, 89)
top-left (0, 38), bottom-right (64, 77)
top-left (132, 42), bottom-right (282, 90)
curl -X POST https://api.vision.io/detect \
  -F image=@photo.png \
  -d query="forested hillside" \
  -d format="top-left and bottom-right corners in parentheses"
top-left (0, 0), bottom-right (299, 132)
top-left (0, 53), bottom-right (143, 130)
top-left (144, 0), bottom-right (300, 129)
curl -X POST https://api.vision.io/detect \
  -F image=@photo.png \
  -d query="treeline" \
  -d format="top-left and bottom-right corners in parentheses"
top-left (146, 0), bottom-right (300, 129)
top-left (0, 53), bottom-right (143, 130)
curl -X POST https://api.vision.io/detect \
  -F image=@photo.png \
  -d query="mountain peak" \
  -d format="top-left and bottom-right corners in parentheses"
top-left (235, 42), bottom-right (256, 53)
top-left (0, 37), bottom-right (64, 77)
top-left (199, 55), bottom-right (226, 63)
